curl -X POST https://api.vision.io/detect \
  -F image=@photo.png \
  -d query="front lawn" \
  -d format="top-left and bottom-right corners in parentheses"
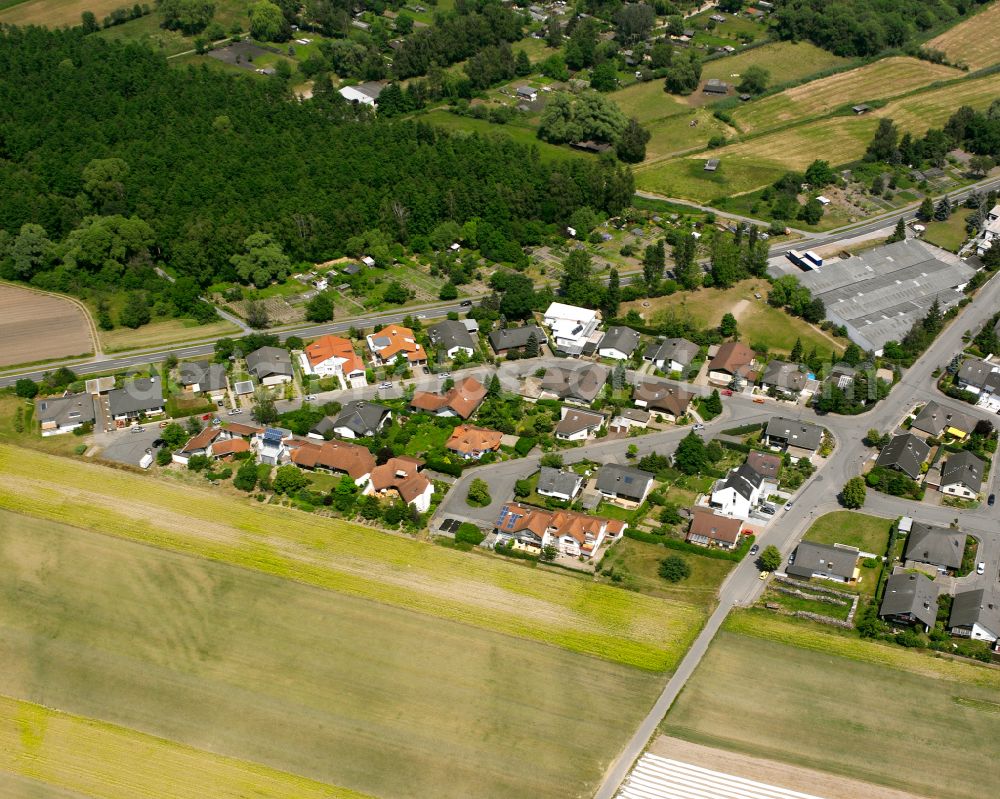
top-left (802, 511), bottom-right (891, 555)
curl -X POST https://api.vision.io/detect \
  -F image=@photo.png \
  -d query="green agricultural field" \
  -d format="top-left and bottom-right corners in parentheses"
top-left (700, 41), bottom-right (849, 86)
top-left (802, 511), bottom-right (892, 554)
top-left (0, 444), bottom-right (702, 671)
top-left (418, 110), bottom-right (588, 163)
top-left (663, 624), bottom-right (1000, 799)
top-left (732, 57), bottom-right (961, 134)
top-left (0, 509), bottom-right (664, 799)
top-left (611, 80), bottom-right (690, 124)
top-left (926, 0), bottom-right (1000, 70)
top-left (873, 72), bottom-right (1000, 137)
top-left (624, 279), bottom-right (842, 360)
top-left (96, 11), bottom-right (192, 56)
top-left (0, 695), bottom-right (373, 799)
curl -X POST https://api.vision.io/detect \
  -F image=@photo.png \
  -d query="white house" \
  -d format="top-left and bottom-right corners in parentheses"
top-left (543, 301), bottom-right (600, 356)
top-left (299, 335), bottom-right (366, 387)
top-left (536, 467), bottom-right (584, 502)
top-left (709, 463), bottom-right (764, 520)
top-left (554, 407), bottom-right (604, 441)
top-left (597, 326), bottom-right (641, 360)
top-left (950, 589), bottom-right (1000, 644)
top-left (975, 205), bottom-right (1000, 256)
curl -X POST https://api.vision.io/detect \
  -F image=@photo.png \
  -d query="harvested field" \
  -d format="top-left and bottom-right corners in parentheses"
top-left (700, 41), bottom-right (849, 86)
top-left (732, 57), bottom-right (961, 133)
top-left (0, 444), bottom-right (703, 672)
top-left (649, 737), bottom-right (932, 799)
top-left (0, 509), bottom-right (662, 799)
top-left (637, 73), bottom-right (997, 202)
top-left (663, 627), bottom-right (1000, 799)
top-left (0, 0), bottom-right (125, 26)
top-left (0, 283), bottom-right (93, 367)
top-left (926, 1), bottom-right (1000, 70)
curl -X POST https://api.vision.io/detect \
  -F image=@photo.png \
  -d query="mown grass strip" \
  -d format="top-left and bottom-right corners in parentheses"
top-left (0, 693), bottom-right (374, 799)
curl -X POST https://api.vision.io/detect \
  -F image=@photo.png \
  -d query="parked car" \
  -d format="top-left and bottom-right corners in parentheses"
top-left (784, 501), bottom-right (794, 510)
top-left (438, 373), bottom-right (450, 379)
top-left (753, 397), bottom-right (765, 404)
top-left (212, 418), bottom-right (222, 427)
top-left (379, 382), bottom-right (392, 389)
top-left (159, 421), bottom-right (169, 428)
top-left (152, 438), bottom-right (165, 448)
top-left (722, 389), bottom-right (733, 396)
top-left (977, 562), bottom-right (986, 575)
top-left (228, 408), bottom-right (242, 416)
top-left (305, 394), bottom-right (317, 402)
top-left (202, 414), bottom-right (211, 420)
top-left (130, 424), bottom-right (142, 433)
top-left (217, 399), bottom-right (224, 407)
top-left (759, 570), bottom-right (769, 581)
top-left (460, 300), bottom-right (473, 307)
top-left (989, 494), bottom-right (996, 507)
top-left (749, 544), bottom-right (759, 556)
top-left (759, 505), bottom-right (775, 516)
top-left (693, 423), bottom-right (705, 431)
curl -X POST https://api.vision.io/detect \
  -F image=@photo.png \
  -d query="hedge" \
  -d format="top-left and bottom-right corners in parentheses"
top-left (423, 457), bottom-right (463, 477)
top-left (624, 530), bottom-right (755, 562)
top-left (722, 422), bottom-right (764, 436)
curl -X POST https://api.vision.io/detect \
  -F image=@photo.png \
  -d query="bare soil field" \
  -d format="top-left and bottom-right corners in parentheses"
top-left (0, 283), bottom-right (94, 367)
top-left (926, 1), bottom-right (1000, 70)
top-left (650, 737), bottom-right (932, 799)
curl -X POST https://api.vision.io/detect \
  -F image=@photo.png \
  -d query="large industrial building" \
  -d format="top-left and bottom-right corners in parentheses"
top-left (772, 239), bottom-right (976, 355)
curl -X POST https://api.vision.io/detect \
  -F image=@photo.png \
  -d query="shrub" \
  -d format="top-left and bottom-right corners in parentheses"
top-left (658, 555), bottom-right (691, 582)
top-left (466, 477), bottom-right (491, 507)
top-left (455, 522), bottom-right (485, 546)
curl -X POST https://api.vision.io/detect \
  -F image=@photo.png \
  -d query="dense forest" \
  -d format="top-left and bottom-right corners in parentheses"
top-left (771, 0), bottom-right (991, 57)
top-left (0, 26), bottom-right (632, 304)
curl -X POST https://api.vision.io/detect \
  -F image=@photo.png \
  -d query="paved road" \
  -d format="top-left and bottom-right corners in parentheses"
top-left (594, 265), bottom-right (1000, 799)
top-left (7, 174), bottom-right (999, 389)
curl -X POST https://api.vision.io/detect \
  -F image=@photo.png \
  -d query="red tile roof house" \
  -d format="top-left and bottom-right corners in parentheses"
top-left (707, 341), bottom-right (758, 386)
top-left (365, 324), bottom-right (427, 367)
top-left (409, 376), bottom-right (487, 420)
top-left (493, 502), bottom-right (627, 559)
top-left (632, 381), bottom-right (693, 422)
top-left (288, 439), bottom-right (376, 488)
top-left (446, 424), bottom-right (503, 460)
top-left (369, 456), bottom-right (433, 512)
top-left (171, 426), bottom-right (223, 465)
top-left (299, 334), bottom-right (367, 387)
top-left (686, 508), bottom-right (744, 550)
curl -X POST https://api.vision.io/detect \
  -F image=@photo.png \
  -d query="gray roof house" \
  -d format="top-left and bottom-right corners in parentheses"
top-left (644, 338), bottom-right (700, 372)
top-left (875, 433), bottom-right (930, 480)
top-left (910, 400), bottom-right (976, 439)
top-left (761, 360), bottom-right (806, 395)
top-left (939, 450), bottom-right (984, 497)
top-left (536, 467), bottom-right (584, 502)
top-left (107, 377), bottom-right (165, 420)
top-left (949, 589), bottom-right (1000, 643)
top-left (955, 357), bottom-right (1000, 395)
top-left (597, 326), bottom-right (642, 360)
top-left (427, 320), bottom-right (477, 359)
top-left (596, 464), bottom-right (654, 504)
top-left (904, 521), bottom-right (965, 571)
top-left (246, 346), bottom-right (294, 384)
top-left (879, 572), bottom-right (939, 630)
top-left (703, 78), bottom-right (728, 94)
top-left (178, 360), bottom-right (229, 395)
top-left (36, 393), bottom-right (95, 435)
top-left (330, 400), bottom-right (392, 439)
top-left (764, 417), bottom-right (823, 457)
top-left (488, 325), bottom-right (546, 354)
top-left (541, 363), bottom-right (609, 405)
top-left (786, 542), bottom-right (859, 583)
top-left (554, 408), bottom-right (605, 440)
